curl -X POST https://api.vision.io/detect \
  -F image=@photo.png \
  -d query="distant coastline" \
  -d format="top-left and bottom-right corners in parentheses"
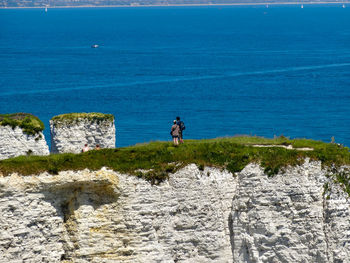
top-left (1, 2), bottom-right (350, 9)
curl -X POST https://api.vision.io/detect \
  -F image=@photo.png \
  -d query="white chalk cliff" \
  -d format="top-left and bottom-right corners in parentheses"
top-left (0, 161), bottom-right (349, 262)
top-left (50, 117), bottom-right (116, 154)
top-left (0, 126), bottom-right (49, 160)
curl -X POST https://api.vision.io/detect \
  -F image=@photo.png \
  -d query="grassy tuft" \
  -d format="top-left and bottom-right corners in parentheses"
top-left (51, 112), bottom-right (114, 127)
top-left (0, 113), bottom-right (44, 136)
top-left (334, 171), bottom-right (350, 196)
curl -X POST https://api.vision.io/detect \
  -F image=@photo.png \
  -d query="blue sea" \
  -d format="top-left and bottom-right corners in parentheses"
top-left (1, 5), bottom-right (350, 147)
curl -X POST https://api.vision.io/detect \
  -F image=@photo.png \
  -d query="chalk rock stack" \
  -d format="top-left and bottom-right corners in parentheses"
top-left (0, 113), bottom-right (49, 160)
top-left (50, 113), bottom-right (115, 154)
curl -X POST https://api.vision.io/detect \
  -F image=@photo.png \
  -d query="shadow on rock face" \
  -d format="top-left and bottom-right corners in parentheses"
top-left (42, 180), bottom-right (120, 260)
top-left (43, 181), bottom-right (119, 222)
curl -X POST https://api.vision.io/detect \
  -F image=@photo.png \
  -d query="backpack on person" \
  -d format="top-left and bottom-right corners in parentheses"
top-left (179, 121), bottom-right (185, 131)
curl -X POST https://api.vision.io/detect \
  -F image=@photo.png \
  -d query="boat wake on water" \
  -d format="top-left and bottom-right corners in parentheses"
top-left (2, 62), bottom-right (350, 96)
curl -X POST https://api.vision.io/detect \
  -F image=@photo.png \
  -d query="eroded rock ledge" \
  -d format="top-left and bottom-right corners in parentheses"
top-left (0, 161), bottom-right (349, 262)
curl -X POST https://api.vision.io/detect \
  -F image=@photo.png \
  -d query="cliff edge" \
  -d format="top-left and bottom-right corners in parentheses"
top-left (1, 136), bottom-right (350, 262)
top-left (0, 161), bottom-right (349, 262)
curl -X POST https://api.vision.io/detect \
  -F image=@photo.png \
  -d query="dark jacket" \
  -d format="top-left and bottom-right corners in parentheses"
top-left (177, 121), bottom-right (185, 132)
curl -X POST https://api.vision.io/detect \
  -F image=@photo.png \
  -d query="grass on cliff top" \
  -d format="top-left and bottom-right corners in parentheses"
top-left (1, 136), bottom-right (350, 186)
top-left (51, 113), bottom-right (114, 125)
top-left (0, 113), bottom-right (44, 136)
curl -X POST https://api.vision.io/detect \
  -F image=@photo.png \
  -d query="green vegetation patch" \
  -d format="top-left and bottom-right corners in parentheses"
top-left (51, 112), bottom-right (114, 126)
top-left (0, 113), bottom-right (45, 136)
top-left (1, 136), bottom-right (350, 192)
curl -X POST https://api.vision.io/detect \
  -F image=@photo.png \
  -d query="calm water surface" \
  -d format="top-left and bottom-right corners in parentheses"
top-left (0, 5), bottom-right (350, 147)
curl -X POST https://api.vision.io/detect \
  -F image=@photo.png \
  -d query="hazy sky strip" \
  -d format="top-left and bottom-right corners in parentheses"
top-left (1, 62), bottom-right (350, 96)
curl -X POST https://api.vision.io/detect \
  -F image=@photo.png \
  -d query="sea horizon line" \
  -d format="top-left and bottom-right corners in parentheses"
top-left (1, 1), bottom-right (350, 9)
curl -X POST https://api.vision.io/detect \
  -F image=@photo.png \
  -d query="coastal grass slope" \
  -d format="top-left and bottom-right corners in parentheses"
top-left (1, 136), bottom-right (350, 191)
top-left (0, 113), bottom-right (45, 136)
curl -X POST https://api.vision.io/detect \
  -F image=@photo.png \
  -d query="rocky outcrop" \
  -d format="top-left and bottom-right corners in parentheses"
top-left (0, 126), bottom-right (49, 160)
top-left (0, 165), bottom-right (236, 262)
top-left (231, 160), bottom-right (350, 263)
top-left (50, 113), bottom-right (115, 154)
top-left (0, 161), bottom-right (349, 262)
top-left (0, 169), bottom-right (118, 262)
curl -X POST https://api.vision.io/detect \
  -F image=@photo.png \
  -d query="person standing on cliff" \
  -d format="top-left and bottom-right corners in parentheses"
top-left (176, 116), bottom-right (185, 144)
top-left (170, 120), bottom-right (180, 146)
top-left (82, 144), bottom-right (90, 152)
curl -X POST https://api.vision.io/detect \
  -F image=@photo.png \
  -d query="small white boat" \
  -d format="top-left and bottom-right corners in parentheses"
top-left (45, 6), bottom-right (47, 12)
top-left (91, 44), bottom-right (99, 48)
top-left (301, 4), bottom-right (304, 9)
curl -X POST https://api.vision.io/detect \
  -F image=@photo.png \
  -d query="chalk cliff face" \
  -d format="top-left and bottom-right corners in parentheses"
top-left (231, 162), bottom-right (350, 263)
top-left (50, 117), bottom-right (116, 154)
top-left (0, 126), bottom-right (49, 160)
top-left (0, 161), bottom-right (349, 263)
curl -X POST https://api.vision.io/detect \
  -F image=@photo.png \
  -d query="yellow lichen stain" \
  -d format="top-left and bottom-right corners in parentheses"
top-left (93, 208), bottom-right (113, 221)
top-left (88, 223), bottom-right (114, 236)
top-left (89, 226), bottom-right (103, 233)
top-left (61, 187), bottom-right (82, 257)
top-left (86, 248), bottom-right (135, 260)
top-left (57, 171), bottom-right (128, 261)
top-left (94, 213), bottom-right (106, 220)
top-left (91, 184), bottom-right (118, 201)
top-left (96, 169), bottom-right (119, 186)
